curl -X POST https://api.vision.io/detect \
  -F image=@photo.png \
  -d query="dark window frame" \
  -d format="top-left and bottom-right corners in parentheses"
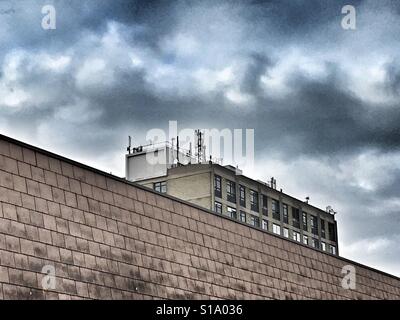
top-left (250, 190), bottom-right (259, 212)
top-left (227, 206), bottom-right (237, 220)
top-left (262, 194), bottom-right (268, 216)
top-left (321, 219), bottom-right (326, 238)
top-left (153, 181), bottom-right (167, 193)
top-left (239, 211), bottom-right (246, 223)
top-left (283, 204), bottom-right (289, 224)
top-left (250, 214), bottom-right (260, 228)
top-left (272, 199), bottom-right (280, 220)
top-left (214, 175), bottom-right (222, 198)
top-left (302, 212), bottom-right (308, 231)
top-left (311, 215), bottom-right (318, 235)
top-left (328, 222), bottom-right (336, 241)
top-left (226, 179), bottom-right (236, 203)
top-left (262, 219), bottom-right (268, 230)
top-left (214, 201), bottom-right (222, 214)
top-left (292, 208), bottom-right (300, 228)
top-left (239, 185), bottom-right (246, 207)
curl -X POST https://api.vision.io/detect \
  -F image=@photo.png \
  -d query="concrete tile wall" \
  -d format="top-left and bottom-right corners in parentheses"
top-left (0, 136), bottom-right (400, 300)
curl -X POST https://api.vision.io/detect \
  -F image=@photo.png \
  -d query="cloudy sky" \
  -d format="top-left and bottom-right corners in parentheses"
top-left (1, 0), bottom-right (400, 277)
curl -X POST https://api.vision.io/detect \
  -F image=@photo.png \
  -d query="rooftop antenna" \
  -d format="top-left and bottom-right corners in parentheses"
top-left (176, 135), bottom-right (180, 164)
top-left (195, 129), bottom-right (204, 163)
top-left (187, 142), bottom-right (192, 164)
top-left (127, 136), bottom-right (132, 154)
top-left (270, 177), bottom-right (277, 189)
top-left (171, 137), bottom-right (175, 164)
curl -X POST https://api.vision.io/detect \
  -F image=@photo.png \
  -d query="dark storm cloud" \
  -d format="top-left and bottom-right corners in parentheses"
top-left (1, 0), bottom-right (400, 275)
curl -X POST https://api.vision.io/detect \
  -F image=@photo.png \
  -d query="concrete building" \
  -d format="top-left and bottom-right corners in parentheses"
top-left (126, 143), bottom-right (339, 256)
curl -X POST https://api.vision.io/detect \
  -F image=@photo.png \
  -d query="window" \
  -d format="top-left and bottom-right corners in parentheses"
top-left (303, 235), bottom-right (308, 245)
top-left (328, 222), bottom-right (336, 241)
top-left (302, 212), bottom-right (308, 231)
top-left (250, 215), bottom-right (260, 227)
top-left (311, 215), bottom-right (318, 235)
top-left (262, 195), bottom-right (268, 215)
top-left (329, 245), bottom-right (336, 255)
top-left (292, 208), bottom-right (300, 228)
top-left (250, 190), bottom-right (259, 212)
top-left (311, 238), bottom-right (319, 249)
top-left (226, 180), bottom-right (236, 203)
top-left (283, 204), bottom-right (289, 224)
top-left (239, 185), bottom-right (246, 207)
top-left (214, 201), bottom-right (222, 214)
top-left (292, 231), bottom-right (301, 242)
top-left (153, 181), bottom-right (167, 193)
top-left (239, 211), bottom-right (246, 223)
top-left (321, 220), bottom-right (326, 239)
top-left (272, 199), bottom-right (280, 220)
top-left (272, 223), bottom-right (281, 235)
top-left (321, 242), bottom-right (326, 251)
top-left (262, 219), bottom-right (268, 230)
top-left (283, 228), bottom-right (289, 238)
top-left (226, 206), bottom-right (237, 220)
top-left (214, 175), bottom-right (222, 198)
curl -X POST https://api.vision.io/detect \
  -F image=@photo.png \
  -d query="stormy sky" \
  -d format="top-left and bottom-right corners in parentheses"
top-left (1, 0), bottom-right (400, 277)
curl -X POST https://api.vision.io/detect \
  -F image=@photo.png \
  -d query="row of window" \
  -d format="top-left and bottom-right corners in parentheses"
top-left (214, 175), bottom-right (336, 242)
top-left (215, 201), bottom-right (336, 254)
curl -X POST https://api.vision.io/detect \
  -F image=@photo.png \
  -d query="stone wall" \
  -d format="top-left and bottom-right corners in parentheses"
top-left (0, 134), bottom-right (399, 299)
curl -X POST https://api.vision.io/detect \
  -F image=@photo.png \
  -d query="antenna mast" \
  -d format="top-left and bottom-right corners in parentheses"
top-left (195, 129), bottom-right (204, 163)
top-left (127, 136), bottom-right (132, 154)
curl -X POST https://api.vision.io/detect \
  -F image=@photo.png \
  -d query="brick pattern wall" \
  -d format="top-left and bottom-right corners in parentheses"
top-left (0, 136), bottom-right (400, 300)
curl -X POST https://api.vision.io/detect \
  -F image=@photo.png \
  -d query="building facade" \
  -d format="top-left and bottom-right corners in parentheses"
top-left (126, 147), bottom-right (339, 256)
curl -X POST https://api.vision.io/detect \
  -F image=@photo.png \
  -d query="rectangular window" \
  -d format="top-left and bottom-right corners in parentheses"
top-left (283, 228), bottom-right (289, 238)
top-left (311, 215), bottom-right (318, 235)
top-left (262, 195), bottom-right (268, 215)
top-left (283, 204), bottom-right (289, 224)
top-left (292, 208), bottom-right (300, 228)
top-left (239, 211), bottom-right (246, 223)
top-left (272, 199), bottom-right (280, 220)
top-left (311, 238), bottom-right (319, 249)
top-left (153, 181), bottom-right (167, 193)
top-left (214, 201), bottom-right (222, 214)
top-left (272, 223), bottom-right (281, 235)
top-left (250, 190), bottom-right (259, 212)
top-left (321, 242), bottom-right (326, 251)
top-left (303, 235), bottom-right (308, 245)
top-left (226, 206), bottom-right (237, 220)
top-left (321, 220), bottom-right (326, 239)
top-left (214, 175), bottom-right (222, 198)
top-left (329, 245), bottom-right (336, 255)
top-left (302, 212), bottom-right (308, 231)
top-left (250, 215), bottom-right (260, 228)
top-left (262, 219), bottom-right (268, 230)
top-left (328, 222), bottom-right (336, 241)
top-left (239, 185), bottom-right (246, 207)
top-left (292, 231), bottom-right (301, 242)
top-left (226, 180), bottom-right (236, 203)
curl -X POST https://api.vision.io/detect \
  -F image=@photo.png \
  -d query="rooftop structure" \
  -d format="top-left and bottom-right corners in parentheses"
top-left (126, 141), bottom-right (339, 255)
